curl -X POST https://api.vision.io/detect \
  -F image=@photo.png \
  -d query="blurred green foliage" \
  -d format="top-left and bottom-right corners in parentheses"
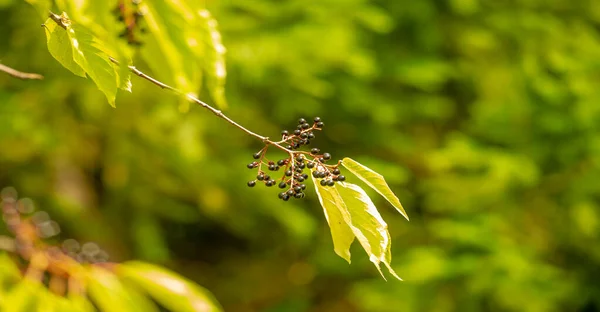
top-left (1, 0), bottom-right (600, 311)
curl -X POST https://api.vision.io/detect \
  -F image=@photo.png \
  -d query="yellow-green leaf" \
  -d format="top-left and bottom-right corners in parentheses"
top-left (2, 279), bottom-right (42, 312)
top-left (312, 174), bottom-right (355, 263)
top-left (337, 182), bottom-right (402, 280)
top-left (198, 9), bottom-right (228, 109)
top-left (118, 261), bottom-right (223, 312)
top-left (24, 0), bottom-right (51, 19)
top-left (86, 266), bottom-right (158, 312)
top-left (44, 13), bottom-right (127, 106)
top-left (0, 253), bottom-right (21, 303)
top-left (44, 18), bottom-right (86, 78)
top-left (342, 157), bottom-right (409, 220)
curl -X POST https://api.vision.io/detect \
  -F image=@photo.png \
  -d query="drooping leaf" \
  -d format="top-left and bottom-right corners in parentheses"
top-left (44, 18), bottom-right (86, 77)
top-left (138, 0), bottom-right (202, 112)
top-left (197, 9), bottom-right (228, 109)
top-left (342, 157), bottom-right (409, 220)
top-left (44, 13), bottom-right (129, 106)
top-left (86, 266), bottom-right (158, 312)
top-left (337, 182), bottom-right (402, 280)
top-left (118, 261), bottom-right (223, 312)
top-left (311, 174), bottom-right (355, 263)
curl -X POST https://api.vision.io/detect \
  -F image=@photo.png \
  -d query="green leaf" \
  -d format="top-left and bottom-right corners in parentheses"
top-left (342, 157), bottom-right (409, 220)
top-left (2, 279), bottom-right (42, 312)
top-left (23, 0), bottom-right (51, 19)
top-left (311, 174), bottom-right (355, 263)
top-left (0, 253), bottom-right (21, 303)
top-left (44, 13), bottom-right (128, 106)
top-left (118, 261), bottom-right (223, 312)
top-left (86, 266), bottom-right (159, 312)
top-left (44, 18), bottom-right (86, 78)
top-left (337, 182), bottom-right (402, 280)
top-left (197, 9), bottom-right (228, 109)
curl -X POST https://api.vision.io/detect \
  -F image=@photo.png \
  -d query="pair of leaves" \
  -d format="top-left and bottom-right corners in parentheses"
top-left (313, 158), bottom-right (408, 280)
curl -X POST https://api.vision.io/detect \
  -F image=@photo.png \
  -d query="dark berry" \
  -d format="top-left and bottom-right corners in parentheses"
top-left (300, 184), bottom-right (307, 190)
top-left (298, 163), bottom-right (306, 169)
top-left (300, 133), bottom-right (308, 139)
top-left (297, 176), bottom-right (305, 182)
top-left (287, 190), bottom-right (295, 196)
top-left (278, 192), bottom-right (286, 199)
top-left (293, 129), bottom-right (301, 135)
top-left (253, 152), bottom-right (261, 159)
top-left (332, 168), bottom-right (340, 175)
top-left (247, 181), bottom-right (256, 187)
top-left (268, 164), bottom-right (276, 171)
top-left (286, 145), bottom-right (292, 149)
top-left (268, 161), bottom-right (274, 165)
top-left (311, 148), bottom-right (320, 154)
top-left (312, 171), bottom-right (320, 178)
top-left (297, 124), bottom-right (304, 130)
top-left (257, 174), bottom-right (265, 181)
top-left (285, 170), bottom-right (292, 177)
top-left (295, 167), bottom-right (303, 173)
top-left (298, 118), bottom-right (307, 124)
top-left (279, 182), bottom-right (287, 189)
top-left (323, 153), bottom-right (331, 160)
top-left (337, 175), bottom-right (346, 181)
top-left (247, 162), bottom-right (257, 169)
top-left (294, 186), bottom-right (302, 193)
top-left (319, 157), bottom-right (325, 163)
top-left (282, 194), bottom-right (290, 201)
top-left (307, 132), bottom-right (315, 139)
top-left (320, 179), bottom-right (327, 186)
top-left (264, 175), bottom-right (271, 180)
top-left (304, 139), bottom-right (310, 145)
top-left (327, 180), bottom-right (335, 187)
top-left (266, 180), bottom-right (275, 187)
top-left (302, 174), bottom-right (309, 180)
top-left (277, 159), bottom-right (286, 166)
top-left (314, 117), bottom-right (321, 123)
top-left (316, 121), bottom-right (324, 128)
top-left (307, 162), bottom-right (315, 169)
top-left (294, 193), bottom-right (304, 199)
top-left (296, 156), bottom-right (304, 162)
top-left (301, 123), bottom-right (310, 129)
top-left (281, 130), bottom-right (289, 136)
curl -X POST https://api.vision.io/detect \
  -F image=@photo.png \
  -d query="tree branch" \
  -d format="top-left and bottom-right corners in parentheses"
top-left (0, 63), bottom-right (44, 80)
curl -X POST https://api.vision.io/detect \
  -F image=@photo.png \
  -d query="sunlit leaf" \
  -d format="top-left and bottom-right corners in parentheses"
top-left (44, 13), bottom-right (128, 106)
top-left (198, 9), bottom-right (227, 108)
top-left (2, 279), bottom-right (42, 312)
top-left (118, 261), bottom-right (223, 312)
top-left (337, 182), bottom-right (402, 280)
top-left (342, 157), bottom-right (409, 220)
top-left (86, 266), bottom-right (158, 312)
top-left (44, 18), bottom-right (86, 78)
top-left (311, 174), bottom-right (355, 263)
top-left (0, 253), bottom-right (21, 303)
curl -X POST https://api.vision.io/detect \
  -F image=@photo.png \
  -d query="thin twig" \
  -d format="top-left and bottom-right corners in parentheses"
top-left (109, 57), bottom-right (294, 152)
top-left (0, 63), bottom-right (43, 80)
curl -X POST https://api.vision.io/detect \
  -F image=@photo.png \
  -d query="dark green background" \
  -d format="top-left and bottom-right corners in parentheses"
top-left (2, 0), bottom-right (600, 311)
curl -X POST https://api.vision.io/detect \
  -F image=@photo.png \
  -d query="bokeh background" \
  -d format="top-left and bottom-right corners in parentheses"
top-left (2, 0), bottom-right (600, 311)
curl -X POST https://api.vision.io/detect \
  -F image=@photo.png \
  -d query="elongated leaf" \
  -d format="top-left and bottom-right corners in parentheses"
top-left (86, 266), bottom-right (158, 312)
top-left (118, 261), bottom-right (223, 312)
top-left (311, 174), bottom-right (355, 263)
top-left (342, 157), bottom-right (409, 220)
top-left (198, 9), bottom-right (227, 108)
top-left (337, 182), bottom-right (402, 280)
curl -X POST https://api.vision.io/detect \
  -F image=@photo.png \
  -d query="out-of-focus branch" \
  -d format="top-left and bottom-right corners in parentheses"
top-left (0, 63), bottom-right (44, 80)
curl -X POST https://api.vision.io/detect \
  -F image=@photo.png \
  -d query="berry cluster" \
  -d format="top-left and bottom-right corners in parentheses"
top-left (246, 117), bottom-right (345, 200)
top-left (112, 0), bottom-right (146, 46)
